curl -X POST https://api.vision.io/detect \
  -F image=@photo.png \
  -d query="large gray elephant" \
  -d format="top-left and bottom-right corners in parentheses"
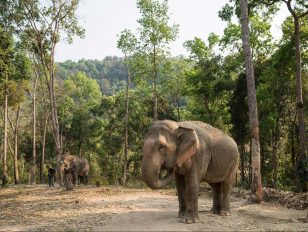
top-left (141, 120), bottom-right (239, 224)
top-left (60, 153), bottom-right (89, 189)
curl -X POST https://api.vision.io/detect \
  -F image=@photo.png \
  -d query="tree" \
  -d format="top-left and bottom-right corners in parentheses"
top-left (161, 57), bottom-right (191, 121)
top-left (258, 0), bottom-right (307, 192)
top-left (0, 26), bottom-right (13, 186)
top-left (28, 64), bottom-right (39, 184)
top-left (8, 52), bottom-right (31, 185)
top-left (60, 72), bottom-right (102, 155)
top-left (11, 0), bottom-right (84, 184)
top-left (280, 0), bottom-right (307, 192)
top-left (117, 29), bottom-right (137, 186)
top-left (240, 0), bottom-right (263, 202)
top-left (136, 0), bottom-right (179, 120)
top-left (184, 36), bottom-right (232, 129)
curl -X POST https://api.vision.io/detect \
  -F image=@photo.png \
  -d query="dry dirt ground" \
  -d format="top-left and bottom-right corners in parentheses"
top-left (0, 185), bottom-right (307, 231)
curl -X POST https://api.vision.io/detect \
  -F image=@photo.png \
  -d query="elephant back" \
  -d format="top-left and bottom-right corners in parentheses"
top-left (76, 156), bottom-right (89, 175)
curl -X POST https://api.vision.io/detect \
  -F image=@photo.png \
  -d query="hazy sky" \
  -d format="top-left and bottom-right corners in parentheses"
top-left (55, 0), bottom-right (288, 62)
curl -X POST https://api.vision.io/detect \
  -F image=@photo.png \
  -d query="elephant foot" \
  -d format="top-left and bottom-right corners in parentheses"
top-left (180, 213), bottom-right (199, 224)
top-left (66, 185), bottom-right (74, 191)
top-left (210, 207), bottom-right (220, 215)
top-left (219, 210), bottom-right (230, 216)
top-left (181, 218), bottom-right (194, 224)
top-left (178, 210), bottom-right (185, 218)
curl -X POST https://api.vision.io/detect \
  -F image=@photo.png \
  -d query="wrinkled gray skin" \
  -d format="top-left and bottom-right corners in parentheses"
top-left (142, 120), bottom-right (239, 224)
top-left (60, 154), bottom-right (89, 189)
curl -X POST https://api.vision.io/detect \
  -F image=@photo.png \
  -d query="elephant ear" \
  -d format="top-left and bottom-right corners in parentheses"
top-left (176, 126), bottom-right (199, 168)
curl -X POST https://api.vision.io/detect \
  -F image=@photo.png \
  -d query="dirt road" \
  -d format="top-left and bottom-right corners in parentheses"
top-left (0, 185), bottom-right (307, 231)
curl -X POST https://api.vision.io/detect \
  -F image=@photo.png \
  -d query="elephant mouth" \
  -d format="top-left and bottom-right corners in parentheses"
top-left (159, 165), bottom-right (173, 181)
top-left (141, 158), bottom-right (174, 189)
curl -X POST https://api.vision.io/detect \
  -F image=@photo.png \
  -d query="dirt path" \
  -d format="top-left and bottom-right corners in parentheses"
top-left (0, 185), bottom-right (307, 231)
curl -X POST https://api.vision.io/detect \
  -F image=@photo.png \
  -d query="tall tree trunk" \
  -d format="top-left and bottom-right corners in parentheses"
top-left (240, 0), bottom-right (263, 202)
top-left (123, 53), bottom-right (131, 186)
top-left (38, 43), bottom-right (62, 185)
top-left (30, 73), bottom-right (39, 184)
top-left (240, 144), bottom-right (245, 185)
top-left (271, 129), bottom-right (278, 188)
top-left (13, 108), bottom-right (20, 184)
top-left (153, 45), bottom-right (158, 121)
top-left (2, 73), bottom-right (8, 186)
top-left (8, 107), bottom-right (21, 184)
top-left (293, 16), bottom-right (307, 192)
top-left (40, 113), bottom-right (48, 183)
top-left (30, 90), bottom-right (36, 184)
top-left (260, 140), bottom-right (265, 179)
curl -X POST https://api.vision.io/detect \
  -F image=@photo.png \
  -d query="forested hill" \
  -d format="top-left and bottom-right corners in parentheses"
top-left (56, 56), bottom-right (127, 95)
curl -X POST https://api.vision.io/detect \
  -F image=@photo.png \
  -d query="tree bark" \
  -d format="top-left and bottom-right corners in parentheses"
top-left (2, 73), bottom-right (8, 186)
top-left (153, 44), bottom-right (158, 121)
top-left (240, 144), bottom-right (245, 185)
top-left (271, 128), bottom-right (278, 187)
top-left (8, 107), bottom-right (21, 184)
top-left (40, 112), bottom-right (48, 183)
top-left (293, 16), bottom-right (307, 192)
top-left (122, 53), bottom-right (131, 186)
top-left (30, 74), bottom-right (39, 185)
top-left (38, 40), bottom-right (62, 185)
top-left (240, 0), bottom-right (263, 202)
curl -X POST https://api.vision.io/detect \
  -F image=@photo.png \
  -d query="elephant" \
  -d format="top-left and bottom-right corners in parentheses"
top-left (141, 120), bottom-right (239, 224)
top-left (60, 153), bottom-right (89, 189)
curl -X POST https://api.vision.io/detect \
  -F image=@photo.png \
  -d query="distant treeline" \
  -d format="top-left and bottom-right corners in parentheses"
top-left (57, 57), bottom-right (127, 95)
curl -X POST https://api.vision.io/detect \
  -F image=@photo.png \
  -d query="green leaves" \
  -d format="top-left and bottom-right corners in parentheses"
top-left (184, 37), bottom-right (209, 63)
top-left (117, 29), bottom-right (138, 56)
top-left (64, 72), bottom-right (102, 110)
top-left (59, 71), bottom-right (103, 155)
top-left (137, 0), bottom-right (179, 48)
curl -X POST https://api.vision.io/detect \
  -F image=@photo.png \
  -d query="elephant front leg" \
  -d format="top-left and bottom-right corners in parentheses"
top-left (73, 172), bottom-right (78, 187)
top-left (175, 173), bottom-right (186, 219)
top-left (65, 171), bottom-right (73, 190)
top-left (182, 173), bottom-right (199, 224)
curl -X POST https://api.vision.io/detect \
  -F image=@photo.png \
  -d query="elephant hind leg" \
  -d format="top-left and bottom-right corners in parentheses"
top-left (220, 181), bottom-right (232, 215)
top-left (209, 183), bottom-right (222, 214)
top-left (84, 175), bottom-right (89, 185)
top-left (220, 159), bottom-right (238, 215)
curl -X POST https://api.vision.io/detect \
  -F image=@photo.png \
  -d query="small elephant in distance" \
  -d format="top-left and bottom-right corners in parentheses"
top-left (141, 120), bottom-right (239, 223)
top-left (60, 153), bottom-right (89, 189)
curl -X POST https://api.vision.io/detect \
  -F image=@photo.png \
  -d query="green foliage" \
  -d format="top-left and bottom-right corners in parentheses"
top-left (59, 72), bottom-right (103, 156)
top-left (184, 37), bottom-right (232, 129)
top-left (0, 25), bottom-right (14, 77)
top-left (117, 29), bottom-right (138, 56)
top-left (57, 57), bottom-right (127, 95)
top-left (0, 0), bottom-right (307, 193)
top-left (137, 0), bottom-right (179, 50)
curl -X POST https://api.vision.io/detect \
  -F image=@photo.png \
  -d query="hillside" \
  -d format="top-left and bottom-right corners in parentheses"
top-left (56, 56), bottom-right (127, 95)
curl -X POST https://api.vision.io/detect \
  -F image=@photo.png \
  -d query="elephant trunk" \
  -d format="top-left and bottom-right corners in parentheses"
top-left (141, 155), bottom-right (173, 189)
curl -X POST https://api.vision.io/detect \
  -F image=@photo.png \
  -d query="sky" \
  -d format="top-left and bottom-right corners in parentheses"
top-left (55, 0), bottom-right (288, 62)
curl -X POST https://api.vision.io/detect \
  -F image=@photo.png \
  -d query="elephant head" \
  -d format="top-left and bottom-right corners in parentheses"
top-left (60, 153), bottom-right (76, 171)
top-left (141, 120), bottom-right (199, 189)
